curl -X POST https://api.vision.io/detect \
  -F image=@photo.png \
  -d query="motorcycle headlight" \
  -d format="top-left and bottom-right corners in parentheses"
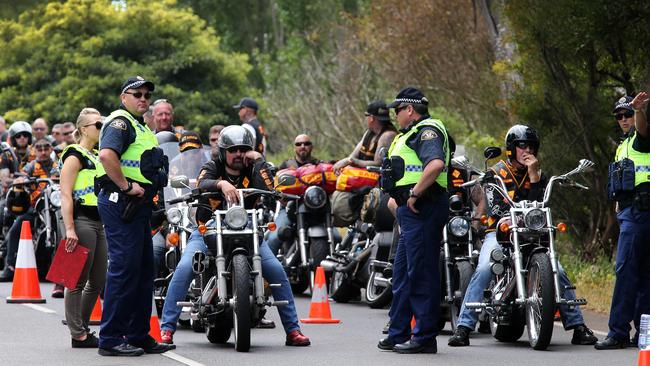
top-left (448, 217), bottom-right (470, 237)
top-left (524, 209), bottom-right (546, 230)
top-left (166, 208), bottom-right (182, 225)
top-left (49, 190), bottom-right (61, 207)
top-left (304, 186), bottom-right (327, 210)
top-left (224, 207), bottom-right (248, 230)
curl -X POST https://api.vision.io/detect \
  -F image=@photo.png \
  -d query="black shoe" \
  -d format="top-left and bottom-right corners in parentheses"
top-left (382, 320), bottom-right (391, 334)
top-left (98, 343), bottom-right (145, 356)
top-left (571, 325), bottom-right (598, 345)
top-left (594, 336), bottom-right (629, 350)
top-left (130, 336), bottom-right (176, 354)
top-left (631, 334), bottom-right (639, 347)
top-left (256, 317), bottom-right (276, 329)
top-left (377, 338), bottom-right (396, 351)
top-left (477, 319), bottom-right (491, 334)
top-left (394, 339), bottom-right (437, 354)
top-left (51, 284), bottom-right (64, 298)
top-left (72, 332), bottom-right (99, 348)
top-left (448, 325), bottom-right (471, 347)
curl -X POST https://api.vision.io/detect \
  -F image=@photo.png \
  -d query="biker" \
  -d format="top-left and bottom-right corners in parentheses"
top-left (332, 101), bottom-right (397, 174)
top-left (0, 121), bottom-right (36, 177)
top-left (159, 126), bottom-right (310, 347)
top-left (4, 138), bottom-right (59, 292)
top-left (234, 97), bottom-right (267, 155)
top-left (448, 124), bottom-right (598, 347)
top-left (279, 134), bottom-right (320, 170)
top-left (596, 93), bottom-right (650, 350)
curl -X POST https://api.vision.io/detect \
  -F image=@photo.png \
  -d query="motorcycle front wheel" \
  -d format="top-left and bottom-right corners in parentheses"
top-left (232, 254), bottom-right (251, 352)
top-left (450, 260), bottom-right (473, 331)
top-left (365, 270), bottom-right (392, 309)
top-left (525, 252), bottom-right (555, 350)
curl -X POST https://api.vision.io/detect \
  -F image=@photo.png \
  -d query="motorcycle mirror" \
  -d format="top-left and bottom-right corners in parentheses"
top-left (276, 174), bottom-right (297, 187)
top-left (483, 147), bottom-right (502, 160)
top-left (451, 156), bottom-right (470, 170)
top-left (170, 175), bottom-right (190, 189)
top-left (577, 159), bottom-right (595, 173)
top-left (448, 194), bottom-right (464, 212)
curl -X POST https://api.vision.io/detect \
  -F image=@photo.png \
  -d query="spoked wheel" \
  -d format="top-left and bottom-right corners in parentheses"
top-left (232, 254), bottom-right (251, 352)
top-left (365, 270), bottom-right (392, 309)
top-left (526, 253), bottom-right (555, 350)
top-left (450, 261), bottom-right (474, 331)
top-left (490, 308), bottom-right (526, 342)
top-left (330, 270), bottom-right (360, 303)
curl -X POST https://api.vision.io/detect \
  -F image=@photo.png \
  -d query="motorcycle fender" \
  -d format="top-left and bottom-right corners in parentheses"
top-left (307, 225), bottom-right (328, 238)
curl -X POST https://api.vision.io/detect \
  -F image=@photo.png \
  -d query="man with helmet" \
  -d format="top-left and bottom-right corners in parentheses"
top-left (448, 124), bottom-right (597, 347)
top-left (0, 121), bottom-right (35, 176)
top-left (159, 125), bottom-right (311, 347)
top-left (596, 92), bottom-right (650, 350)
top-left (95, 76), bottom-right (172, 356)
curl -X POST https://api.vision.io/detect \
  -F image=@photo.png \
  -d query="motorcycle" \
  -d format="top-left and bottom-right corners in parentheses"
top-left (169, 177), bottom-right (298, 352)
top-left (154, 143), bottom-right (211, 329)
top-left (275, 174), bottom-right (336, 294)
top-left (461, 152), bottom-right (594, 350)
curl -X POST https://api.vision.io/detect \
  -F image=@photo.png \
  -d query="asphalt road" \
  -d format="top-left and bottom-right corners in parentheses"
top-left (0, 282), bottom-right (638, 366)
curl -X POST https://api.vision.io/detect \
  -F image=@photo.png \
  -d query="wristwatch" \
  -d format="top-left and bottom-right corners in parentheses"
top-left (409, 188), bottom-right (420, 199)
top-left (121, 181), bottom-right (133, 193)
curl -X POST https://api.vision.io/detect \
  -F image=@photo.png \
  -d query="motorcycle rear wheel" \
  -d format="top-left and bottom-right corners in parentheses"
top-left (232, 254), bottom-right (251, 352)
top-left (206, 312), bottom-right (233, 343)
top-left (365, 271), bottom-right (392, 309)
top-left (525, 252), bottom-right (555, 350)
top-left (330, 270), bottom-right (360, 303)
top-left (490, 307), bottom-right (526, 342)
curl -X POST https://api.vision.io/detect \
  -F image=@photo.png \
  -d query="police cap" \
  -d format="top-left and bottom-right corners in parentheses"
top-left (612, 96), bottom-right (634, 114)
top-left (233, 97), bottom-right (259, 111)
top-left (387, 87), bottom-right (429, 108)
top-left (121, 76), bottom-right (155, 94)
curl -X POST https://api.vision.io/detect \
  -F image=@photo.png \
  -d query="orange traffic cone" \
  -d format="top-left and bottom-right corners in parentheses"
top-left (639, 348), bottom-right (650, 366)
top-left (411, 316), bottom-right (416, 331)
top-left (300, 266), bottom-right (340, 324)
top-left (149, 295), bottom-right (162, 342)
top-left (7, 221), bottom-right (45, 303)
top-left (89, 296), bottom-right (102, 325)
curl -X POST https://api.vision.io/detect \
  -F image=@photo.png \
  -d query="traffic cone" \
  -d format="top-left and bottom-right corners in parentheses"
top-left (7, 221), bottom-right (45, 303)
top-left (149, 295), bottom-right (162, 342)
top-left (300, 266), bottom-right (340, 324)
top-left (639, 349), bottom-right (650, 366)
top-left (411, 316), bottom-right (416, 331)
top-left (89, 296), bottom-right (102, 325)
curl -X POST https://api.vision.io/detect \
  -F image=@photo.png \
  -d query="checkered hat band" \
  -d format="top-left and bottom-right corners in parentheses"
top-left (122, 81), bottom-right (145, 94)
top-left (395, 98), bottom-right (424, 104)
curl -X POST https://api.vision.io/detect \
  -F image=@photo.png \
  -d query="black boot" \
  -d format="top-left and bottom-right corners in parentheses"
top-left (448, 325), bottom-right (471, 347)
top-left (571, 325), bottom-right (598, 345)
top-left (595, 336), bottom-right (629, 350)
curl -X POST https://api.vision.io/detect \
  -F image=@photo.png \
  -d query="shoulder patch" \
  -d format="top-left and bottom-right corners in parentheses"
top-left (110, 119), bottom-right (127, 130)
top-left (420, 129), bottom-right (437, 140)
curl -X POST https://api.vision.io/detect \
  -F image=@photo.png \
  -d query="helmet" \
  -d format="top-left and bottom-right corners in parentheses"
top-left (217, 125), bottom-right (254, 161)
top-left (156, 131), bottom-right (178, 145)
top-left (505, 124), bottom-right (539, 160)
top-left (8, 121), bottom-right (33, 146)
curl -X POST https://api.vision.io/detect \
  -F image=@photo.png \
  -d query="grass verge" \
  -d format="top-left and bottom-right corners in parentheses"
top-left (558, 252), bottom-right (615, 314)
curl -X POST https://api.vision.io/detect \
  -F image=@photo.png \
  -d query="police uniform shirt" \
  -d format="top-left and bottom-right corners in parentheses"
top-left (630, 129), bottom-right (650, 153)
top-left (99, 107), bottom-right (140, 157)
top-left (401, 115), bottom-right (448, 191)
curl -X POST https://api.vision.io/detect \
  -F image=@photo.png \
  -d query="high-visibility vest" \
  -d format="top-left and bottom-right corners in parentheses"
top-left (61, 144), bottom-right (104, 206)
top-left (615, 132), bottom-right (650, 187)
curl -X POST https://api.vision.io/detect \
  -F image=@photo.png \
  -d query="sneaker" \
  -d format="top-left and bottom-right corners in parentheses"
top-left (256, 317), bottom-right (276, 329)
top-left (448, 325), bottom-right (471, 347)
top-left (571, 324), bottom-right (598, 345)
top-left (71, 332), bottom-right (99, 348)
top-left (51, 284), bottom-right (64, 298)
top-left (160, 330), bottom-right (174, 344)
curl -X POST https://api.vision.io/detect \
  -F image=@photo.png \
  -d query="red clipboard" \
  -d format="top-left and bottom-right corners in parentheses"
top-left (45, 239), bottom-right (90, 289)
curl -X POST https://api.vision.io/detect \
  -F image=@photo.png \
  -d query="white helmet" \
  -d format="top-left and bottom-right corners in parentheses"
top-left (8, 121), bottom-right (33, 145)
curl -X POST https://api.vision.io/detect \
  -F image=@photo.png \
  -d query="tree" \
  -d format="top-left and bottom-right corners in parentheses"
top-left (0, 0), bottom-right (251, 135)
top-left (505, 0), bottom-right (650, 258)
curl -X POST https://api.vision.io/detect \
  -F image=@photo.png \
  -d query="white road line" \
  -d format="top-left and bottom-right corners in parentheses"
top-left (161, 351), bottom-right (206, 366)
top-left (553, 322), bottom-right (608, 336)
top-left (22, 303), bottom-right (56, 314)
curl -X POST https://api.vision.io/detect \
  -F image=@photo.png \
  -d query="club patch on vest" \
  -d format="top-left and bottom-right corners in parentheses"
top-left (110, 119), bottom-right (127, 130)
top-left (420, 129), bottom-right (437, 140)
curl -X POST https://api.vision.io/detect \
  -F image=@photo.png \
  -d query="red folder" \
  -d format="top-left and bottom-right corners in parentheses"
top-left (45, 240), bottom-right (89, 289)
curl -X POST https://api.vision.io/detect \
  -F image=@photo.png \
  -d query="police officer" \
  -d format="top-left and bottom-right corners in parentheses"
top-left (377, 87), bottom-right (450, 354)
top-left (448, 125), bottom-right (597, 347)
top-left (96, 76), bottom-right (173, 356)
top-left (596, 92), bottom-right (650, 350)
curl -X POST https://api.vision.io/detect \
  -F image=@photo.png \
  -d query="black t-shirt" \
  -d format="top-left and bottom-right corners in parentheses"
top-left (279, 157), bottom-right (320, 170)
top-left (633, 130), bottom-right (650, 153)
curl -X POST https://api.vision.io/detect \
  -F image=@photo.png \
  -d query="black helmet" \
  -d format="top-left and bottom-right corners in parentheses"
top-left (505, 124), bottom-right (539, 160)
top-left (8, 121), bottom-right (33, 146)
top-left (156, 131), bottom-right (178, 145)
top-left (217, 125), bottom-right (254, 161)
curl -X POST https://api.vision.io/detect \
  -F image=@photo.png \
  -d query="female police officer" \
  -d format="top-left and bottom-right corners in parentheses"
top-left (377, 87), bottom-right (450, 354)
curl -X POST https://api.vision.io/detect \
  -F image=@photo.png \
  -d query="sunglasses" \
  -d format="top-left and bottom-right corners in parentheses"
top-left (15, 132), bottom-right (30, 139)
top-left (33, 127), bottom-right (46, 132)
top-left (34, 144), bottom-right (52, 151)
top-left (210, 138), bottom-right (218, 143)
top-left (63, 131), bottom-right (73, 136)
top-left (295, 141), bottom-right (312, 147)
top-left (514, 141), bottom-right (537, 149)
top-left (615, 111), bottom-right (634, 120)
top-left (394, 105), bottom-right (407, 115)
top-left (226, 146), bottom-right (250, 153)
top-left (124, 91), bottom-right (152, 100)
top-left (84, 121), bottom-right (103, 130)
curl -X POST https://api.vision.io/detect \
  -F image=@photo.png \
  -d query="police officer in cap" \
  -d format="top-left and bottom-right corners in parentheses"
top-left (378, 87), bottom-right (450, 354)
top-left (597, 92), bottom-right (650, 350)
top-left (96, 76), bottom-right (173, 356)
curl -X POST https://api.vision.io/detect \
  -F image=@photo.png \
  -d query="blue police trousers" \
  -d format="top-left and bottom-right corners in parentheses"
top-left (97, 191), bottom-right (154, 349)
top-left (607, 205), bottom-right (650, 341)
top-left (388, 197), bottom-right (448, 345)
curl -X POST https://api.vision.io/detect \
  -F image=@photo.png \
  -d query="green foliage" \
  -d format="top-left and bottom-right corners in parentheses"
top-left (0, 0), bottom-right (251, 135)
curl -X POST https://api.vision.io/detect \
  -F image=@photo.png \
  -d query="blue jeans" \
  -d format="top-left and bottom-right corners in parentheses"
top-left (161, 230), bottom-right (300, 334)
top-left (152, 231), bottom-right (166, 278)
top-left (457, 232), bottom-right (584, 330)
top-left (607, 206), bottom-right (650, 341)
